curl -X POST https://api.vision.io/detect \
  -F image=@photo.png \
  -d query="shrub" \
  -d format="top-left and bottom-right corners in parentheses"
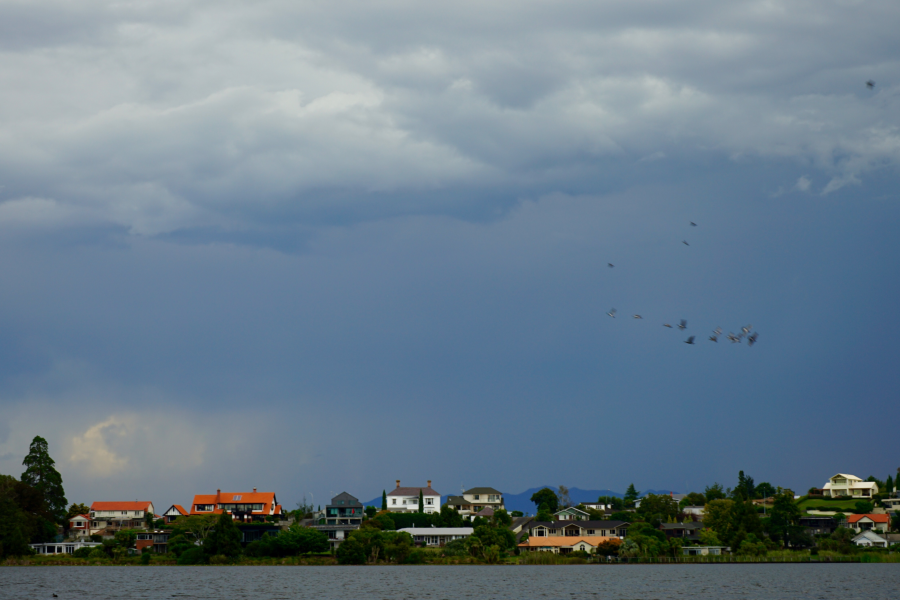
top-left (336, 538), bottom-right (366, 565)
top-left (140, 552), bottom-right (152, 565)
top-left (209, 554), bottom-right (230, 565)
top-left (71, 547), bottom-right (94, 559)
top-left (177, 547), bottom-right (206, 565)
top-left (88, 548), bottom-right (107, 560)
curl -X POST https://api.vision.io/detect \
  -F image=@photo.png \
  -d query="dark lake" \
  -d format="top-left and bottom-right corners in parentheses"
top-left (2, 564), bottom-right (898, 599)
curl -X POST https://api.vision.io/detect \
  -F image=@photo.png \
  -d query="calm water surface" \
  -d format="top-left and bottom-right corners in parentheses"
top-left (2, 564), bottom-right (899, 599)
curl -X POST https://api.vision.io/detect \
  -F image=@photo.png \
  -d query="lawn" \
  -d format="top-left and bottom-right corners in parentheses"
top-left (796, 497), bottom-right (865, 513)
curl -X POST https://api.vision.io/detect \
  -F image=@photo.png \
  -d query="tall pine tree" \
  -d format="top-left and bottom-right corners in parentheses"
top-left (382, 490), bottom-right (387, 511)
top-left (418, 490), bottom-right (424, 513)
top-left (21, 436), bottom-right (67, 523)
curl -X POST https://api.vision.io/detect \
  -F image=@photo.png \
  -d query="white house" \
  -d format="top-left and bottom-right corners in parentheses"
top-left (846, 514), bottom-right (890, 533)
top-left (399, 527), bottom-right (473, 546)
top-left (68, 514), bottom-right (90, 537)
top-left (852, 530), bottom-right (888, 548)
top-left (387, 480), bottom-right (440, 514)
top-left (554, 507), bottom-right (591, 521)
top-left (444, 487), bottom-right (504, 518)
top-left (30, 540), bottom-right (102, 555)
top-left (89, 501), bottom-right (155, 535)
top-left (822, 474), bottom-right (877, 498)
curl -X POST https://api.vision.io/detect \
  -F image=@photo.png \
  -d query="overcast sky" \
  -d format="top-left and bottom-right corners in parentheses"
top-left (1, 0), bottom-right (898, 512)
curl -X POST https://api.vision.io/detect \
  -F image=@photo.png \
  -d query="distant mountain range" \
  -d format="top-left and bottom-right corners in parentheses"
top-left (362, 486), bottom-right (676, 515)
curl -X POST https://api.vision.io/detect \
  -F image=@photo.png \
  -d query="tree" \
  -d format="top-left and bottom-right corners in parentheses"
top-left (885, 475), bottom-right (894, 495)
top-left (624, 484), bottom-right (640, 505)
top-left (678, 492), bottom-right (706, 509)
top-left (556, 485), bottom-right (572, 509)
top-left (636, 494), bottom-right (679, 527)
top-left (755, 482), bottom-right (776, 499)
top-left (854, 500), bottom-right (874, 514)
top-left (382, 490), bottom-right (387, 511)
top-left (204, 512), bottom-right (242, 559)
top-left (891, 513), bottom-right (900, 533)
top-left (336, 536), bottom-right (367, 564)
top-left (530, 488), bottom-right (559, 513)
top-left (702, 499), bottom-right (736, 543)
top-left (698, 527), bottom-right (722, 546)
top-left (435, 505), bottom-right (464, 528)
top-left (597, 495), bottom-right (625, 510)
top-left (365, 505), bottom-right (377, 519)
top-left (418, 490), bottom-right (424, 513)
top-left (21, 436), bottom-right (67, 522)
top-left (704, 483), bottom-right (726, 501)
top-left (491, 508), bottom-right (512, 528)
top-left (510, 511), bottom-right (524, 518)
top-left (767, 491), bottom-right (801, 548)
top-left (66, 503), bottom-right (90, 520)
top-left (536, 504), bottom-right (553, 522)
top-left (0, 496), bottom-right (32, 558)
top-left (733, 471), bottom-right (756, 500)
top-left (172, 514), bottom-right (218, 541)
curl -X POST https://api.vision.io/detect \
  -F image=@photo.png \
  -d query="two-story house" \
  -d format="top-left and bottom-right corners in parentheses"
top-left (822, 474), bottom-right (878, 498)
top-left (89, 501), bottom-right (155, 535)
top-left (163, 504), bottom-right (189, 523)
top-left (524, 520), bottom-right (629, 539)
top-left (188, 488), bottom-right (283, 522)
top-left (68, 514), bottom-right (90, 537)
top-left (313, 492), bottom-right (365, 549)
top-left (444, 487), bottom-right (504, 518)
top-left (135, 530), bottom-right (171, 554)
top-left (386, 480), bottom-right (440, 514)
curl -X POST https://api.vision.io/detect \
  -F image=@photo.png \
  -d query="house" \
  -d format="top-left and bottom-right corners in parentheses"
top-left (444, 487), bottom-right (504, 518)
top-left (474, 507), bottom-right (494, 518)
top-left (189, 488), bottom-right (283, 522)
top-left (135, 530), bottom-right (171, 554)
top-left (386, 480), bottom-right (440, 514)
top-left (660, 521), bottom-right (705, 541)
top-left (312, 492), bottom-right (365, 549)
top-left (399, 527), bottom-right (473, 547)
top-left (799, 515), bottom-right (837, 536)
top-left (634, 493), bottom-right (685, 508)
top-left (526, 520), bottom-right (629, 539)
top-left (68, 514), bottom-right (90, 537)
top-left (882, 492), bottom-right (900, 513)
top-left (682, 546), bottom-right (729, 556)
top-left (518, 536), bottom-right (619, 554)
top-left (30, 540), bottom-right (102, 555)
top-left (89, 501), bottom-right (155, 535)
top-left (851, 530), bottom-right (888, 548)
top-left (554, 507), bottom-right (590, 521)
top-left (822, 474), bottom-right (878, 498)
top-left (845, 514), bottom-right (889, 533)
top-left (682, 506), bottom-right (705, 518)
top-left (581, 503), bottom-right (613, 511)
top-left (163, 504), bottom-right (188, 524)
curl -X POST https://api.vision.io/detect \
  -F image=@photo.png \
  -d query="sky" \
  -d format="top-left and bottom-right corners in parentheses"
top-left (1, 0), bottom-right (899, 513)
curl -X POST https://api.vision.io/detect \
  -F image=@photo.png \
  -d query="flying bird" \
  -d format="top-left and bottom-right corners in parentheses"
top-left (608, 263), bottom-right (614, 268)
top-left (741, 324), bottom-right (753, 335)
top-left (709, 335), bottom-right (718, 342)
top-left (607, 308), bottom-right (617, 318)
top-left (663, 323), bottom-right (673, 328)
top-left (713, 326), bottom-right (722, 336)
top-left (682, 240), bottom-right (690, 246)
top-left (726, 332), bottom-right (740, 343)
top-left (633, 314), bottom-right (643, 319)
top-left (685, 336), bottom-right (695, 345)
top-left (747, 332), bottom-right (759, 346)
top-left (867, 80), bottom-right (875, 89)
top-left (690, 222), bottom-right (697, 226)
top-left (678, 319), bottom-right (687, 330)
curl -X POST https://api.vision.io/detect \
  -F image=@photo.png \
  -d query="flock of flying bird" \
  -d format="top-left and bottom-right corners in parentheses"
top-left (605, 220), bottom-right (760, 347)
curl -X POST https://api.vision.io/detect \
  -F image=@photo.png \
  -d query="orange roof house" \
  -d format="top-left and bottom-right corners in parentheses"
top-left (189, 488), bottom-right (283, 522)
top-left (90, 501), bottom-right (154, 513)
top-left (846, 514), bottom-right (890, 533)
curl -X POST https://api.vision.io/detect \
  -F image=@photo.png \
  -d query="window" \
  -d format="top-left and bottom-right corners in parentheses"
top-left (392, 499), bottom-right (397, 505)
top-left (233, 495), bottom-right (242, 501)
top-left (121, 511), bottom-right (127, 515)
top-left (587, 529), bottom-right (595, 535)
top-left (473, 495), bottom-right (480, 500)
top-left (426, 498), bottom-right (433, 505)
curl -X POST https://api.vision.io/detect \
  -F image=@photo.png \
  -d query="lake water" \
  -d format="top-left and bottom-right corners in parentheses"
top-left (2, 564), bottom-right (899, 599)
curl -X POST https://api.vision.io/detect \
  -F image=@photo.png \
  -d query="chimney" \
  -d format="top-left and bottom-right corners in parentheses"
top-left (396, 480), bottom-right (401, 488)
top-left (427, 480), bottom-right (432, 489)
top-left (670, 492), bottom-right (673, 497)
top-left (253, 488), bottom-right (257, 493)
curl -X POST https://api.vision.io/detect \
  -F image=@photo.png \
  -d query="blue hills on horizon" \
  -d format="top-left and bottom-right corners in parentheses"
top-left (362, 486), bottom-right (676, 515)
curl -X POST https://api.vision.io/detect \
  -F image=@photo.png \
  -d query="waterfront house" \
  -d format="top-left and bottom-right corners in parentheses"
top-left (387, 480), bottom-right (440, 514)
top-left (135, 530), bottom-right (171, 554)
top-left (189, 488), bottom-right (283, 522)
top-left (399, 527), bottom-right (473, 547)
top-left (525, 520), bottom-right (629, 538)
top-left (660, 521), bottom-right (704, 541)
top-left (68, 514), bottom-right (90, 536)
top-left (312, 492), bottom-right (365, 550)
top-left (89, 501), bottom-right (155, 535)
top-left (444, 486), bottom-right (503, 518)
top-left (851, 530), bottom-right (888, 548)
top-left (682, 546), bottom-right (729, 556)
top-left (845, 514), bottom-right (889, 533)
top-left (821, 474), bottom-right (877, 498)
top-left (30, 540), bottom-right (102, 555)
top-left (682, 506), bottom-right (705, 518)
top-left (799, 515), bottom-right (837, 536)
top-left (163, 504), bottom-right (189, 523)
top-left (518, 536), bottom-right (619, 554)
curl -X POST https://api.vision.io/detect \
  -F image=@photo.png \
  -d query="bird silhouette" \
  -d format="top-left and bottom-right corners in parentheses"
top-left (682, 240), bottom-right (690, 246)
top-left (726, 333), bottom-right (739, 343)
top-left (632, 314), bottom-right (642, 319)
top-left (663, 323), bottom-right (673, 328)
top-left (678, 319), bottom-right (687, 330)
top-left (747, 332), bottom-right (759, 346)
top-left (741, 324), bottom-right (753, 335)
top-left (685, 336), bottom-right (695, 344)
top-left (709, 335), bottom-right (718, 342)
top-left (690, 222), bottom-right (697, 226)
top-left (607, 308), bottom-right (617, 318)
top-left (608, 263), bottom-right (614, 268)
top-left (713, 326), bottom-right (722, 336)
top-left (867, 80), bottom-right (875, 89)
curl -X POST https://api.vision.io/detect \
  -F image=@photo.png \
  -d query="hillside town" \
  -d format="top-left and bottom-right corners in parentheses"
top-left (3, 437), bottom-right (899, 565)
